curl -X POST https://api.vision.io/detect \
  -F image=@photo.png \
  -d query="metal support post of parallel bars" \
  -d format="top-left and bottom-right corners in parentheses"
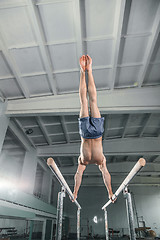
top-left (56, 187), bottom-right (65, 240)
top-left (77, 208), bottom-right (81, 240)
top-left (47, 158), bottom-right (81, 240)
top-left (123, 187), bottom-right (136, 240)
top-left (104, 208), bottom-right (109, 240)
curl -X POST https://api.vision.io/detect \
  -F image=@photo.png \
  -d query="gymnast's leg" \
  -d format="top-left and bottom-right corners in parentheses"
top-left (79, 55), bottom-right (89, 118)
top-left (86, 55), bottom-right (101, 118)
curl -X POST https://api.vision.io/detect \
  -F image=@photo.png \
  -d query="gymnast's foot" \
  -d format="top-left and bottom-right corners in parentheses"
top-left (86, 54), bottom-right (92, 72)
top-left (79, 55), bottom-right (86, 72)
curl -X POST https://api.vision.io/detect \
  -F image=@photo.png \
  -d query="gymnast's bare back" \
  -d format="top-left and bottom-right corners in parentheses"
top-left (79, 137), bottom-right (104, 166)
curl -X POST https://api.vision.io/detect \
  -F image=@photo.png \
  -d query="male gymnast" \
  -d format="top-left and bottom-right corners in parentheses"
top-left (72, 55), bottom-right (114, 202)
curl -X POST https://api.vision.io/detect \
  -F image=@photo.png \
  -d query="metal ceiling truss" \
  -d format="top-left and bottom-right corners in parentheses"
top-left (27, 0), bottom-right (57, 95)
top-left (122, 114), bottom-right (130, 138)
top-left (13, 118), bottom-right (36, 148)
top-left (1, 0), bottom-right (159, 94)
top-left (8, 120), bottom-right (32, 151)
top-left (110, 0), bottom-right (126, 90)
top-left (60, 116), bottom-right (70, 143)
top-left (36, 116), bottom-right (52, 145)
top-left (137, 2), bottom-right (160, 87)
top-left (6, 86), bottom-right (160, 116)
top-left (139, 113), bottom-right (152, 137)
top-left (73, 0), bottom-right (83, 58)
top-left (0, 34), bottom-right (30, 98)
top-left (37, 137), bottom-right (160, 157)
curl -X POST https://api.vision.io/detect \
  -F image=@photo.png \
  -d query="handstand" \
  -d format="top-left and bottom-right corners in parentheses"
top-left (72, 55), bottom-right (114, 202)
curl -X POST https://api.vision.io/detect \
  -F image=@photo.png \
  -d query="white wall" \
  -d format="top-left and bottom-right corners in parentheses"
top-left (0, 150), bottom-right (24, 185)
top-left (64, 185), bottom-right (160, 237)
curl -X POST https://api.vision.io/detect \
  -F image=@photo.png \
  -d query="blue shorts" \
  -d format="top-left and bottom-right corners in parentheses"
top-left (78, 117), bottom-right (104, 139)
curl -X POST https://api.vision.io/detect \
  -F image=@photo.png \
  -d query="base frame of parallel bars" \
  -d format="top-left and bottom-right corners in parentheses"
top-left (77, 208), bottom-right (81, 240)
top-left (55, 187), bottom-right (81, 240)
top-left (104, 208), bottom-right (109, 240)
top-left (55, 187), bottom-right (65, 240)
top-left (123, 187), bottom-right (136, 240)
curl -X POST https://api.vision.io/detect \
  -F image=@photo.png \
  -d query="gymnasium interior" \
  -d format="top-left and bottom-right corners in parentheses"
top-left (0, 0), bottom-right (160, 239)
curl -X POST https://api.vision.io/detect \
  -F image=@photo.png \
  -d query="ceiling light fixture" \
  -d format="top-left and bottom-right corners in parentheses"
top-left (25, 128), bottom-right (33, 135)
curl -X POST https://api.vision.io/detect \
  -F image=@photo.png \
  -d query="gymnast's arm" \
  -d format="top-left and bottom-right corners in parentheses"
top-left (72, 161), bottom-right (86, 202)
top-left (99, 156), bottom-right (115, 203)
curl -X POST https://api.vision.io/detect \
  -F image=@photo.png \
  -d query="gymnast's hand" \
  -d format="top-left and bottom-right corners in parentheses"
top-left (109, 192), bottom-right (117, 203)
top-left (79, 55), bottom-right (86, 72)
top-left (70, 191), bottom-right (77, 202)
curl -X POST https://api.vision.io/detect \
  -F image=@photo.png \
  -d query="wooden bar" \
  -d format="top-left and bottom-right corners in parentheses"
top-left (47, 158), bottom-right (81, 209)
top-left (102, 158), bottom-right (146, 209)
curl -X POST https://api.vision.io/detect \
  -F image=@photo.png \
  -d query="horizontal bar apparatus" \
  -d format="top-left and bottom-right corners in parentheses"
top-left (102, 158), bottom-right (146, 210)
top-left (47, 158), bottom-right (81, 209)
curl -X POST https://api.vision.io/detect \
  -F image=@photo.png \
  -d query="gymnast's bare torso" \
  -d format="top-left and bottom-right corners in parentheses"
top-left (79, 137), bottom-right (104, 166)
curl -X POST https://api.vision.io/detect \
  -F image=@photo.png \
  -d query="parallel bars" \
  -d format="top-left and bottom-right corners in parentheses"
top-left (47, 158), bottom-right (81, 240)
top-left (102, 158), bottom-right (146, 240)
